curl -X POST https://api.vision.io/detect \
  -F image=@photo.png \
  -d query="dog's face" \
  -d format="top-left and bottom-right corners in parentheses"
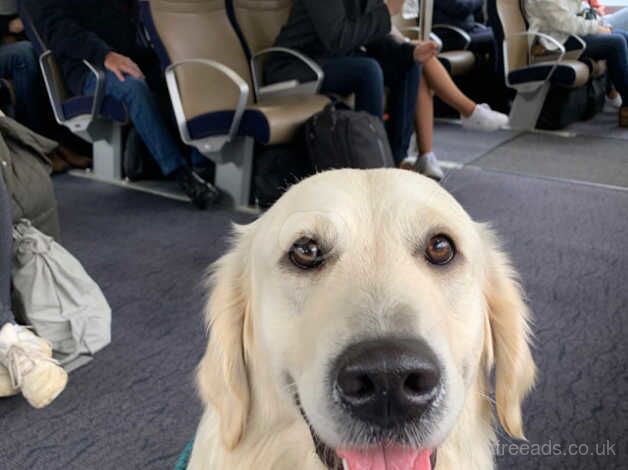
top-left (198, 170), bottom-right (535, 470)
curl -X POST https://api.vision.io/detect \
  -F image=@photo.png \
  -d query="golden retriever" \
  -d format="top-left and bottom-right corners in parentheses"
top-left (188, 169), bottom-right (535, 470)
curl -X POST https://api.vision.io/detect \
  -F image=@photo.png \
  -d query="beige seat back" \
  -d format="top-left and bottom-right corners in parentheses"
top-left (496, 0), bottom-right (528, 72)
top-left (149, 0), bottom-right (254, 119)
top-left (232, 0), bottom-right (293, 54)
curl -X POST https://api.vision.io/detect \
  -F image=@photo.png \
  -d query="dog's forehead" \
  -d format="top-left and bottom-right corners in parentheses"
top-left (274, 169), bottom-right (469, 223)
top-left (259, 169), bottom-right (475, 248)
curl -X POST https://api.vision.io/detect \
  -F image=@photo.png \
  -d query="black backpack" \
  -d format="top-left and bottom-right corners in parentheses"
top-left (304, 104), bottom-right (394, 171)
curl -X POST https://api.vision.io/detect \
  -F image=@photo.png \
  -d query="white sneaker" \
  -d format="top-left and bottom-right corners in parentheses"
top-left (605, 94), bottom-right (623, 112)
top-left (0, 323), bottom-right (67, 408)
top-left (401, 152), bottom-right (445, 181)
top-left (461, 103), bottom-right (510, 131)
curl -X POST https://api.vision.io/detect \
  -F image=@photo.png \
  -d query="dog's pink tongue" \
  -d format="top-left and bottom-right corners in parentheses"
top-left (337, 446), bottom-right (432, 470)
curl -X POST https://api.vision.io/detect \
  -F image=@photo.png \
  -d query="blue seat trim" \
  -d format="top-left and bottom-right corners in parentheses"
top-left (187, 110), bottom-right (270, 144)
top-left (61, 95), bottom-right (128, 123)
top-left (508, 64), bottom-right (579, 87)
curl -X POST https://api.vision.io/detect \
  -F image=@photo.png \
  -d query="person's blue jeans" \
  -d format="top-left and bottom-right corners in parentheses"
top-left (606, 7), bottom-right (628, 31)
top-left (0, 41), bottom-right (43, 133)
top-left (0, 174), bottom-right (14, 326)
top-left (83, 71), bottom-right (202, 176)
top-left (319, 56), bottom-right (420, 165)
top-left (582, 30), bottom-right (628, 102)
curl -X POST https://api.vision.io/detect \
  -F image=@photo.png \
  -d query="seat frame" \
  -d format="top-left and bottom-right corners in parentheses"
top-left (39, 51), bottom-right (127, 180)
top-left (497, 0), bottom-right (587, 130)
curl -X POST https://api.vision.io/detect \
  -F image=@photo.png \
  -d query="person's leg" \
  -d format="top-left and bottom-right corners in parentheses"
top-left (319, 56), bottom-right (385, 118)
top-left (83, 71), bottom-right (187, 176)
top-left (605, 7), bottom-right (628, 31)
top-left (415, 74), bottom-right (434, 155)
top-left (0, 42), bottom-right (44, 133)
top-left (0, 175), bottom-right (13, 326)
top-left (583, 32), bottom-right (628, 102)
top-left (422, 57), bottom-right (476, 117)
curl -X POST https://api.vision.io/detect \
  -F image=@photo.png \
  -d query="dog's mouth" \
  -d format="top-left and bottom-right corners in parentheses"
top-left (295, 395), bottom-right (438, 470)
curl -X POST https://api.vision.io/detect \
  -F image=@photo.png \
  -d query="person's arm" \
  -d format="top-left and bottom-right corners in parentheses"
top-left (526, 0), bottom-right (603, 37)
top-left (301, 0), bottom-right (392, 55)
top-left (28, 0), bottom-right (111, 68)
top-left (436, 0), bottom-right (484, 19)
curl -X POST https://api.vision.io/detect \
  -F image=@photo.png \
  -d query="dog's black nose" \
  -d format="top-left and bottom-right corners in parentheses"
top-left (333, 338), bottom-right (441, 427)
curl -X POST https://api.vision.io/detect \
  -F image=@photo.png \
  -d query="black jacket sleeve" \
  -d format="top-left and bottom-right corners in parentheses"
top-left (28, 0), bottom-right (111, 68)
top-left (436, 0), bottom-right (483, 19)
top-left (302, 0), bottom-right (392, 56)
top-left (0, 15), bottom-right (14, 36)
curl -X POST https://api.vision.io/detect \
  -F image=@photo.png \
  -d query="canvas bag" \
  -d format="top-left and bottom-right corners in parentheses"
top-left (11, 219), bottom-right (111, 363)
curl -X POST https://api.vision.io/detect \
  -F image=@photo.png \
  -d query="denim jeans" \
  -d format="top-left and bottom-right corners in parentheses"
top-left (83, 71), bottom-right (198, 176)
top-left (582, 30), bottom-right (628, 102)
top-left (606, 7), bottom-right (628, 31)
top-left (0, 41), bottom-right (44, 134)
top-left (0, 173), bottom-right (13, 325)
top-left (319, 55), bottom-right (420, 165)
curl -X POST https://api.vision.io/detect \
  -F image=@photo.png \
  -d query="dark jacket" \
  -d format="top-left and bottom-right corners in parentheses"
top-left (433, 0), bottom-right (483, 31)
top-left (267, 0), bottom-right (415, 83)
top-left (25, 0), bottom-right (140, 95)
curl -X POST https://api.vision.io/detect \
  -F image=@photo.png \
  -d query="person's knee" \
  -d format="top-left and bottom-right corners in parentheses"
top-left (357, 59), bottom-right (384, 90)
top-left (115, 76), bottom-right (151, 100)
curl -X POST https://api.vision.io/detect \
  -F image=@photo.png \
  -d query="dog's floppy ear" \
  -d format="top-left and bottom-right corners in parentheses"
top-left (479, 225), bottom-right (536, 440)
top-left (197, 227), bottom-right (253, 450)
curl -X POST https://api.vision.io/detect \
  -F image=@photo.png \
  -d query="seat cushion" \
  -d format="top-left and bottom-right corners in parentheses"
top-left (61, 96), bottom-right (128, 123)
top-left (253, 94), bottom-right (330, 145)
top-left (187, 94), bottom-right (330, 145)
top-left (438, 51), bottom-right (476, 76)
top-left (187, 109), bottom-right (271, 143)
top-left (508, 60), bottom-right (590, 88)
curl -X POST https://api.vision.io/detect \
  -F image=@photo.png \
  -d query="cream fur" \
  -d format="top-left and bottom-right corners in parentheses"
top-left (188, 169), bottom-right (536, 470)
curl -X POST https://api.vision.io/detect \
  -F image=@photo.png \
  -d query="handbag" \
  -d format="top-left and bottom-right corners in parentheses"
top-left (11, 219), bottom-right (111, 364)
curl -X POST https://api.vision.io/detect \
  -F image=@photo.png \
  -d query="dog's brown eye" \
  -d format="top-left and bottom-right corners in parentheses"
top-left (425, 234), bottom-right (455, 265)
top-left (289, 238), bottom-right (324, 270)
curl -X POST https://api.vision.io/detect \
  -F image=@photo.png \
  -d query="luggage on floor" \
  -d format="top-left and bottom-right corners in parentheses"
top-left (304, 104), bottom-right (394, 171)
top-left (11, 220), bottom-right (112, 364)
top-left (0, 116), bottom-right (60, 239)
top-left (253, 140), bottom-right (313, 209)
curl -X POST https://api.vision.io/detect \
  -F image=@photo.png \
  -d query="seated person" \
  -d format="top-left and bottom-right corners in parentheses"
top-left (398, 29), bottom-right (509, 180)
top-left (526, 0), bottom-right (628, 126)
top-left (0, 41), bottom-right (42, 133)
top-left (589, 0), bottom-right (628, 31)
top-left (404, 0), bottom-right (497, 61)
top-left (265, 0), bottom-right (421, 165)
top-left (29, 0), bottom-right (219, 209)
top-left (0, 165), bottom-right (67, 409)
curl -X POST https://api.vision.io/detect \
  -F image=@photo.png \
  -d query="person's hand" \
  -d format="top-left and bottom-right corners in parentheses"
top-left (413, 40), bottom-right (439, 63)
top-left (598, 25), bottom-right (613, 34)
top-left (598, 5), bottom-right (607, 15)
top-left (8, 18), bottom-right (24, 35)
top-left (104, 52), bottom-right (144, 82)
top-left (385, 0), bottom-right (404, 16)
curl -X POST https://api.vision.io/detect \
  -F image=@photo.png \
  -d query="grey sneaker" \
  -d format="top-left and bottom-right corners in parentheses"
top-left (403, 152), bottom-right (445, 181)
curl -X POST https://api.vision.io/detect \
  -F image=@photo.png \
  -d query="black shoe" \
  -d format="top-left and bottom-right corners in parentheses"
top-left (176, 166), bottom-right (220, 209)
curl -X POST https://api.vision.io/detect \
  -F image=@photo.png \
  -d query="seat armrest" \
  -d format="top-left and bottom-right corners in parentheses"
top-left (504, 32), bottom-right (566, 90)
top-left (39, 51), bottom-right (105, 132)
top-left (433, 24), bottom-right (472, 50)
top-left (165, 59), bottom-right (249, 153)
top-left (564, 34), bottom-right (586, 60)
top-left (395, 26), bottom-right (443, 51)
top-left (251, 47), bottom-right (323, 101)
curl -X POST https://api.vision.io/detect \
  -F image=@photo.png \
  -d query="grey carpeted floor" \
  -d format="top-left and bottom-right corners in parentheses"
top-left (1, 161), bottom-right (627, 469)
top-left (471, 133), bottom-right (628, 188)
